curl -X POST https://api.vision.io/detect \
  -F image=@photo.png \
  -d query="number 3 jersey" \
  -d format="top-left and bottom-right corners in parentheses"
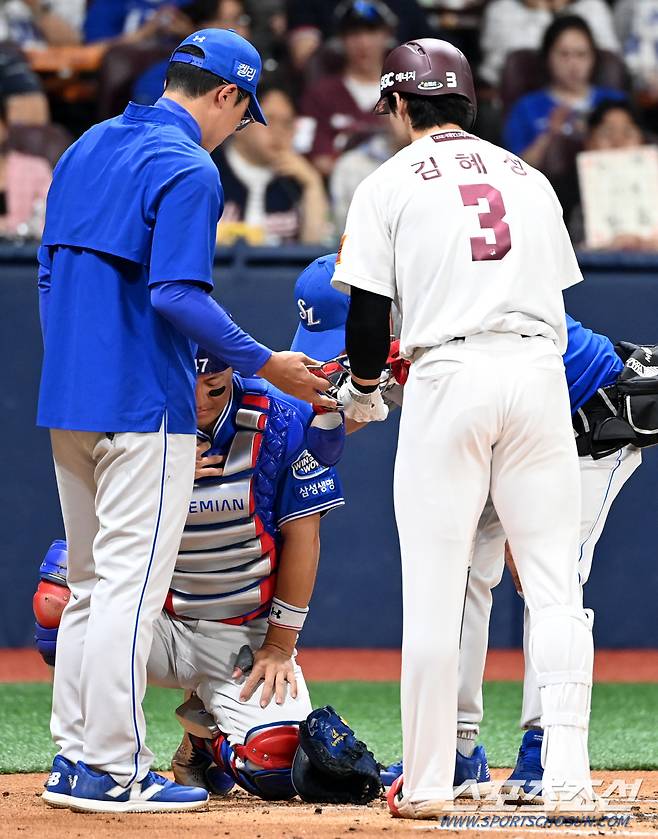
top-left (164, 375), bottom-right (345, 625)
top-left (332, 129), bottom-right (582, 357)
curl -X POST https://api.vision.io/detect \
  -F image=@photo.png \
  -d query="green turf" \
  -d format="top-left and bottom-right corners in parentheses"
top-left (1, 681), bottom-right (656, 774)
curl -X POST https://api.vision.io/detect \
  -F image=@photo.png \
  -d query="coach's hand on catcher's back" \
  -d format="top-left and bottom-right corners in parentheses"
top-left (258, 351), bottom-right (336, 409)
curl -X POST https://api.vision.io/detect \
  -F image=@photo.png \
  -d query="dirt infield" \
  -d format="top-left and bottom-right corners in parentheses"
top-left (3, 771), bottom-right (657, 839)
top-left (3, 648), bottom-right (658, 683)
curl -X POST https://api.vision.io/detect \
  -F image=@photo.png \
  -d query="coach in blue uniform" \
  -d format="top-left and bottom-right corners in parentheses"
top-left (37, 29), bottom-right (330, 814)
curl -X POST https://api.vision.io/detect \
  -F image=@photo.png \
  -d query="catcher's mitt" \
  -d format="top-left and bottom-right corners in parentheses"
top-left (291, 706), bottom-right (382, 804)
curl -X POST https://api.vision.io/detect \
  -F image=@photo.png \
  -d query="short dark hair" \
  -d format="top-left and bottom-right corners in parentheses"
top-left (588, 98), bottom-right (642, 132)
top-left (386, 92), bottom-right (474, 131)
top-left (541, 14), bottom-right (596, 63)
top-left (165, 44), bottom-right (236, 99)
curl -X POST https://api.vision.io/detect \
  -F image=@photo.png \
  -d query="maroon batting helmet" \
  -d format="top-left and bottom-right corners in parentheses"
top-left (375, 38), bottom-right (477, 126)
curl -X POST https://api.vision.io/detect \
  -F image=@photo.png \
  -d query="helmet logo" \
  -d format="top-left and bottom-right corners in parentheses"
top-left (417, 72), bottom-right (458, 91)
top-left (380, 70), bottom-right (416, 91)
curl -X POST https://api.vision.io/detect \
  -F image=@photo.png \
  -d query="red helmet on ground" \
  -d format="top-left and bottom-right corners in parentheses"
top-left (375, 38), bottom-right (477, 127)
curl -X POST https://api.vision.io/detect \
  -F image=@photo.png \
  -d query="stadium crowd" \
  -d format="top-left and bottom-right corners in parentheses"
top-left (1, 0), bottom-right (657, 250)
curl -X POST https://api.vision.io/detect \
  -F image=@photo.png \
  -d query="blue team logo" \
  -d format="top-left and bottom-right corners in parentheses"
top-left (292, 450), bottom-right (328, 480)
top-left (234, 60), bottom-right (257, 82)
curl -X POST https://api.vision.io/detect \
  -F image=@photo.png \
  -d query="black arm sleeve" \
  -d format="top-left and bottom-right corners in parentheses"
top-left (345, 286), bottom-right (391, 381)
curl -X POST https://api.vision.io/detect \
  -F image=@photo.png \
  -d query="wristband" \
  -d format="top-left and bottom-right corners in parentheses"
top-left (268, 597), bottom-right (309, 631)
top-left (351, 379), bottom-right (378, 394)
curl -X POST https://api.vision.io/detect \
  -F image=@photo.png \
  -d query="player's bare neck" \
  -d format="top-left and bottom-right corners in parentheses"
top-left (409, 122), bottom-right (464, 142)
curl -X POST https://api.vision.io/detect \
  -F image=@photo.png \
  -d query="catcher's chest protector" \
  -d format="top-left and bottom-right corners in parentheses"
top-left (165, 385), bottom-right (292, 624)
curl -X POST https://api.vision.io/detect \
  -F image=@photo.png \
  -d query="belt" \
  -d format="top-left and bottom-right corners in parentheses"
top-left (448, 334), bottom-right (532, 343)
top-left (413, 333), bottom-right (536, 362)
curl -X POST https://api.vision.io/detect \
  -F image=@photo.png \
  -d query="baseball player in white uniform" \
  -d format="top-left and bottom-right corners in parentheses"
top-left (331, 39), bottom-right (595, 817)
top-left (291, 257), bottom-right (646, 800)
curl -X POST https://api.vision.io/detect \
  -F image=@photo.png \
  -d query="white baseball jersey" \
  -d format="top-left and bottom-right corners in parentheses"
top-left (331, 129), bottom-right (582, 357)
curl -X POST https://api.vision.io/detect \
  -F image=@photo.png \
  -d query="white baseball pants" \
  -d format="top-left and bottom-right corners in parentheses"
top-left (457, 444), bottom-right (641, 734)
top-left (148, 613), bottom-right (313, 743)
top-left (49, 420), bottom-right (195, 785)
top-left (394, 333), bottom-right (586, 805)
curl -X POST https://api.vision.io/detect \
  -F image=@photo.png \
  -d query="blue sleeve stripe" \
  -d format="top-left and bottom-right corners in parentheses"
top-left (277, 498), bottom-right (345, 527)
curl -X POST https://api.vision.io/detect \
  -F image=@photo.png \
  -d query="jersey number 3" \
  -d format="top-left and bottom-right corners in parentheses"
top-left (459, 184), bottom-right (511, 262)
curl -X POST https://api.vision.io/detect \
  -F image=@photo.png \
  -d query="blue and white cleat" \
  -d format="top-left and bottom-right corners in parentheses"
top-left (454, 744), bottom-right (492, 797)
top-left (380, 760), bottom-right (402, 790)
top-left (381, 744), bottom-right (491, 797)
top-left (42, 754), bottom-right (76, 808)
top-left (69, 761), bottom-right (209, 813)
top-left (503, 729), bottom-right (544, 799)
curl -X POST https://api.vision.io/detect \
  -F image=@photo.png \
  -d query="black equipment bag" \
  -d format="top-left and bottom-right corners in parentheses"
top-left (577, 343), bottom-right (658, 459)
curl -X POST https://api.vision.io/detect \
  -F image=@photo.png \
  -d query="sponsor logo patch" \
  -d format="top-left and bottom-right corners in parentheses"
top-left (234, 60), bottom-right (257, 82)
top-left (291, 449), bottom-right (328, 480)
top-left (418, 80), bottom-right (443, 90)
top-left (380, 71), bottom-right (395, 90)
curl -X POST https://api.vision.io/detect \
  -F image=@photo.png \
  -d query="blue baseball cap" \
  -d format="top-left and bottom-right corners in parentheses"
top-left (291, 254), bottom-right (348, 361)
top-left (170, 28), bottom-right (266, 126)
top-left (195, 348), bottom-right (229, 374)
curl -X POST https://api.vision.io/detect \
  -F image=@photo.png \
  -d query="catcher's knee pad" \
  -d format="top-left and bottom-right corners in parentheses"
top-left (210, 723), bottom-right (300, 801)
top-left (529, 606), bottom-right (594, 731)
top-left (33, 540), bottom-right (70, 665)
top-left (33, 580), bottom-right (70, 629)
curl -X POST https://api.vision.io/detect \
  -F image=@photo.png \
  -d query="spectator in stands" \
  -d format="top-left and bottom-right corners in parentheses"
top-left (615, 1), bottom-right (658, 96)
top-left (503, 15), bottom-right (625, 167)
top-left (84, 0), bottom-right (195, 45)
top-left (300, 1), bottom-right (395, 177)
top-left (212, 85), bottom-right (329, 244)
top-left (0, 109), bottom-right (51, 239)
top-left (480, 0), bottom-right (619, 87)
top-left (0, 44), bottom-right (49, 124)
top-left (585, 98), bottom-right (646, 152)
top-left (131, 0), bottom-right (252, 104)
top-left (330, 115), bottom-right (408, 233)
top-left (0, 1), bottom-right (84, 47)
top-left (417, 1), bottom-right (484, 68)
top-left (568, 99), bottom-right (658, 250)
top-left (287, 0), bottom-right (429, 72)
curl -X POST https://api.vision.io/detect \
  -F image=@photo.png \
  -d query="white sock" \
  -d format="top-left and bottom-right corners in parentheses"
top-left (456, 731), bottom-right (477, 758)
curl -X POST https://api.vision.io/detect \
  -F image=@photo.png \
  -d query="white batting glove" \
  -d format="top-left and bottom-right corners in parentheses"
top-left (337, 378), bottom-right (389, 423)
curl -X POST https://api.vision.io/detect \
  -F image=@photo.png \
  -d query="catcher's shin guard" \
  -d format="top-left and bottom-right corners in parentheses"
top-left (208, 723), bottom-right (300, 800)
top-left (172, 733), bottom-right (234, 796)
top-left (529, 606), bottom-right (594, 808)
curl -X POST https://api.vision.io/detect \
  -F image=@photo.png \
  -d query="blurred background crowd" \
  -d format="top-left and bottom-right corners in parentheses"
top-left (2, 0), bottom-right (658, 252)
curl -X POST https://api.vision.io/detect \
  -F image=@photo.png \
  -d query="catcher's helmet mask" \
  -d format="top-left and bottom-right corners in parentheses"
top-left (374, 38), bottom-right (477, 129)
